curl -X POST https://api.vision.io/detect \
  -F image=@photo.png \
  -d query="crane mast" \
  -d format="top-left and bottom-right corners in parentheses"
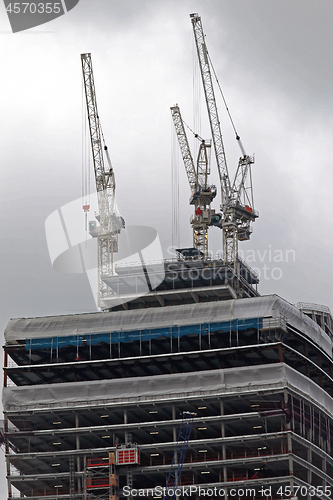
top-left (81, 53), bottom-right (124, 308)
top-left (171, 105), bottom-right (218, 258)
top-left (190, 13), bottom-right (258, 269)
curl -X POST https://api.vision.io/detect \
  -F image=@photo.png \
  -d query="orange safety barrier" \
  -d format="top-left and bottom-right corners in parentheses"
top-left (87, 457), bottom-right (109, 467)
top-left (87, 478), bottom-right (110, 489)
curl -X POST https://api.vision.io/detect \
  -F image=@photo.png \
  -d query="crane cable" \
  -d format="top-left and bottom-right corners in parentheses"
top-left (207, 51), bottom-right (246, 157)
top-left (171, 117), bottom-right (180, 250)
top-left (193, 38), bottom-right (201, 160)
top-left (82, 80), bottom-right (91, 237)
top-left (99, 121), bottom-right (117, 217)
top-left (182, 118), bottom-right (204, 143)
top-left (100, 124), bottom-right (113, 173)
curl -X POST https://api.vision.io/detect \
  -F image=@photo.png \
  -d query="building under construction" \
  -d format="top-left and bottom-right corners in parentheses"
top-left (3, 256), bottom-right (333, 499)
top-left (3, 11), bottom-right (333, 500)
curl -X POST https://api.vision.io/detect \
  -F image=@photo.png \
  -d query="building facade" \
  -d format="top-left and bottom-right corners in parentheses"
top-left (3, 258), bottom-right (333, 500)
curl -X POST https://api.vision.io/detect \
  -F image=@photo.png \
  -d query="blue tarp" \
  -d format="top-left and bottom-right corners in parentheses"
top-left (26, 318), bottom-right (263, 351)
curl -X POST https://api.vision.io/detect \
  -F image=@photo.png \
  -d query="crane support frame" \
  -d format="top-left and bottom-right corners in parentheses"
top-left (232, 155), bottom-right (255, 208)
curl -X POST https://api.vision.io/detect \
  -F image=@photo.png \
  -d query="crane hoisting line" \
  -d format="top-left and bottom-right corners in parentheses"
top-left (82, 83), bottom-right (91, 235)
top-left (182, 117), bottom-right (204, 143)
top-left (100, 124), bottom-right (116, 211)
top-left (207, 51), bottom-right (246, 157)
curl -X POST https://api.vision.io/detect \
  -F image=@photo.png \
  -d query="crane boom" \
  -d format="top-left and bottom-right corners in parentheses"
top-left (81, 53), bottom-right (115, 226)
top-left (190, 13), bottom-right (231, 209)
top-left (81, 53), bottom-right (124, 308)
top-left (170, 105), bottom-right (197, 191)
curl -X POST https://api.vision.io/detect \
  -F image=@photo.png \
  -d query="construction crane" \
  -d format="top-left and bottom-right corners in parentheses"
top-left (190, 13), bottom-right (258, 270)
top-left (170, 105), bottom-right (221, 258)
top-left (81, 53), bottom-right (125, 308)
top-left (163, 411), bottom-right (196, 500)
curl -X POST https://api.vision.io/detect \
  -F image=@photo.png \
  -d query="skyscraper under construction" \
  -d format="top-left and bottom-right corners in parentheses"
top-left (3, 12), bottom-right (333, 500)
top-left (3, 257), bottom-right (333, 499)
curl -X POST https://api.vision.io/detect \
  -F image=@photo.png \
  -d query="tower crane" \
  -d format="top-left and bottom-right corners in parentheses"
top-left (171, 104), bottom-right (220, 258)
top-left (190, 13), bottom-right (258, 270)
top-left (81, 53), bottom-right (125, 308)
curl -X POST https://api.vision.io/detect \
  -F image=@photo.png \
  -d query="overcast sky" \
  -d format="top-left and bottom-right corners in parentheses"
top-left (1, 0), bottom-right (333, 491)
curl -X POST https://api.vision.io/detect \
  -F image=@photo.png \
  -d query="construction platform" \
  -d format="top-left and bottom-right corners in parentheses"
top-left (101, 254), bottom-right (259, 311)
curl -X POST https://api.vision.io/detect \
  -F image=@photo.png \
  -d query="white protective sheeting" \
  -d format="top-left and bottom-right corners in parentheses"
top-left (3, 363), bottom-right (333, 418)
top-left (4, 294), bottom-right (331, 356)
top-left (2, 363), bottom-right (284, 411)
